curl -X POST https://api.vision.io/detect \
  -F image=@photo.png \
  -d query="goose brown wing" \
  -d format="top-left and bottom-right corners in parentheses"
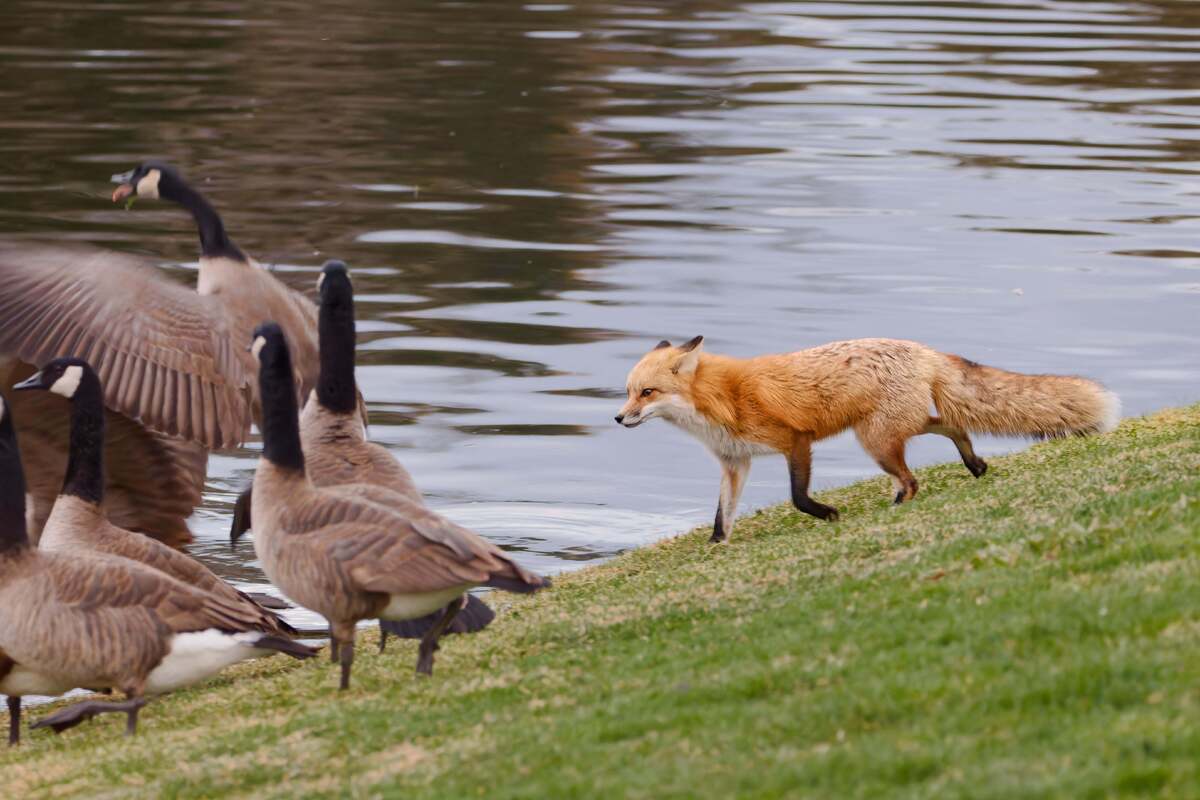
top-left (0, 242), bottom-right (252, 449)
top-left (103, 419), bottom-right (207, 546)
top-left (91, 522), bottom-right (295, 634)
top-left (327, 523), bottom-right (496, 594)
top-left (284, 489), bottom-right (546, 593)
top-left (323, 484), bottom-right (543, 586)
top-left (45, 552), bottom-right (274, 635)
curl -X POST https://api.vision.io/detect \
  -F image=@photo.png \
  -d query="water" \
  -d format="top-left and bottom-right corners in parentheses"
top-left (1, 0), bottom-right (1198, 620)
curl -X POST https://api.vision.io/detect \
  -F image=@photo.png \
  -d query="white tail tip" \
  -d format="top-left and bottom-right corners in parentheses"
top-left (1099, 389), bottom-right (1121, 434)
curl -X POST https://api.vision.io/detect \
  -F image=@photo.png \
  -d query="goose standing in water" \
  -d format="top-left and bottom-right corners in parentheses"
top-left (13, 358), bottom-right (294, 632)
top-left (246, 323), bottom-right (548, 689)
top-left (0, 393), bottom-right (318, 739)
top-left (232, 261), bottom-right (495, 649)
top-left (0, 161), bottom-right (321, 544)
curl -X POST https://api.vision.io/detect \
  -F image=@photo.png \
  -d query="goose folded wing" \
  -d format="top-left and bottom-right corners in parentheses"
top-left (331, 526), bottom-right (498, 595)
top-left (47, 553), bottom-right (274, 634)
top-left (405, 509), bottom-right (545, 588)
top-left (0, 242), bottom-right (252, 449)
top-left (301, 487), bottom-right (543, 589)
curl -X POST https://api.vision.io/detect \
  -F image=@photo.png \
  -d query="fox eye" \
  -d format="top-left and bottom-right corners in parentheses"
top-left (640, 388), bottom-right (655, 398)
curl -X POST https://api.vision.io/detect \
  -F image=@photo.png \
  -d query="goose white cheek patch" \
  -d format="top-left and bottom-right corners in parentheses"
top-left (0, 394), bottom-right (5, 421)
top-left (49, 365), bottom-right (84, 398)
top-left (136, 168), bottom-right (162, 200)
top-left (316, 272), bottom-right (326, 292)
top-left (250, 336), bottom-right (267, 362)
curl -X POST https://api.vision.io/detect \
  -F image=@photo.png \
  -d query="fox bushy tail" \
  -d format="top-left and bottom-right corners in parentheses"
top-left (932, 355), bottom-right (1119, 438)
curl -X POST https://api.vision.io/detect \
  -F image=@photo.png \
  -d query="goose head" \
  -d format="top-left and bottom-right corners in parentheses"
top-left (316, 259), bottom-right (352, 296)
top-left (111, 161), bottom-right (185, 205)
top-left (249, 322), bottom-right (289, 367)
top-left (13, 357), bottom-right (99, 400)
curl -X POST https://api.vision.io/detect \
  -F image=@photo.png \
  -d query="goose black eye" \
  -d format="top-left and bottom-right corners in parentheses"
top-left (641, 388), bottom-right (654, 398)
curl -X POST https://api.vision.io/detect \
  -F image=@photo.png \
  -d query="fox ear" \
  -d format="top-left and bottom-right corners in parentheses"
top-left (671, 335), bottom-right (703, 375)
top-left (654, 340), bottom-right (672, 350)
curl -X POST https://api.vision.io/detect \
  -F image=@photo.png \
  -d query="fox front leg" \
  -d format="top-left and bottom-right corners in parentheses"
top-left (711, 457), bottom-right (750, 543)
top-left (787, 433), bottom-right (839, 522)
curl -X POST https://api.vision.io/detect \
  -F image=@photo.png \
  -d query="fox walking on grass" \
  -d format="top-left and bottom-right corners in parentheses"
top-left (616, 337), bottom-right (1119, 542)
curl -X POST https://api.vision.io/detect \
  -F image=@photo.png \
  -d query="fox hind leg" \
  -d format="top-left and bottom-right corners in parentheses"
top-left (712, 457), bottom-right (751, 542)
top-left (787, 433), bottom-right (839, 522)
top-left (855, 418), bottom-right (919, 504)
top-left (925, 417), bottom-right (987, 477)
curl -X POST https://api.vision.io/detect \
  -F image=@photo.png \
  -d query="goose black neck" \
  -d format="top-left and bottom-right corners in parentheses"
top-left (259, 340), bottom-right (306, 474)
top-left (162, 180), bottom-right (246, 262)
top-left (0, 405), bottom-right (31, 554)
top-left (62, 373), bottom-right (106, 506)
top-left (316, 282), bottom-right (359, 414)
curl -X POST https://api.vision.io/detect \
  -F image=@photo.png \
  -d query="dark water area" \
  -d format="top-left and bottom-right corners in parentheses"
top-left (1, 0), bottom-right (1197, 620)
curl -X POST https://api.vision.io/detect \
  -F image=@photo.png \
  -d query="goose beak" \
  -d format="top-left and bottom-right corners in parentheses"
top-left (12, 372), bottom-right (43, 392)
top-left (111, 170), bottom-right (136, 205)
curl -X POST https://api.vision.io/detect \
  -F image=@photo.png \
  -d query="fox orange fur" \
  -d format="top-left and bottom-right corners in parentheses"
top-left (616, 336), bottom-right (1119, 542)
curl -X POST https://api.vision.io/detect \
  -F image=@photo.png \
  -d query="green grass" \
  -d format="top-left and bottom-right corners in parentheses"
top-left (2, 405), bottom-right (1198, 799)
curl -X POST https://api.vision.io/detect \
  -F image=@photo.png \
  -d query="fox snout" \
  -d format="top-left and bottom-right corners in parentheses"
top-left (614, 403), bottom-right (647, 428)
top-left (615, 410), bottom-right (641, 427)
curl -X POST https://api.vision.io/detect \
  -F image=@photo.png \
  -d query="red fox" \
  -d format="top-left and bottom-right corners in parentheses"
top-left (615, 337), bottom-right (1119, 542)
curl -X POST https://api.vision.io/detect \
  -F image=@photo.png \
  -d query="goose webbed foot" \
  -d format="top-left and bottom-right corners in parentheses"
top-left (32, 696), bottom-right (147, 736)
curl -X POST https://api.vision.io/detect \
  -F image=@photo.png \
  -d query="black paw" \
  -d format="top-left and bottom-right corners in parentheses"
top-left (800, 502), bottom-right (839, 522)
top-left (893, 491), bottom-right (906, 505)
top-left (708, 530), bottom-right (727, 543)
top-left (967, 458), bottom-right (988, 478)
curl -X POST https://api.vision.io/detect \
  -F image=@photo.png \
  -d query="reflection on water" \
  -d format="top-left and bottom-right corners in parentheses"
top-left (1, 1), bottom-right (1198, 615)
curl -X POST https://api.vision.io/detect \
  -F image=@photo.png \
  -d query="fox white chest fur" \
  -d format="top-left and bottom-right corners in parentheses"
top-left (659, 397), bottom-right (775, 461)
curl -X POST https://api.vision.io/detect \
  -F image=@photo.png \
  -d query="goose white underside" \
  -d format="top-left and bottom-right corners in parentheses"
top-left (144, 630), bottom-right (270, 695)
top-left (0, 666), bottom-right (75, 698)
top-left (380, 585), bottom-right (472, 621)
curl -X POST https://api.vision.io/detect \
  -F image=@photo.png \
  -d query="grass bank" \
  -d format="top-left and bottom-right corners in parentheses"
top-left (2, 405), bottom-right (1198, 798)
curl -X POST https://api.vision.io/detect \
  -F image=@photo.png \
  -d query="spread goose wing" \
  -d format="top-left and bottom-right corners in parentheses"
top-left (0, 241), bottom-right (252, 449)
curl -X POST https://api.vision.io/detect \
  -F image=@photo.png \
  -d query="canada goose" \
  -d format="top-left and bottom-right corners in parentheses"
top-left (229, 261), bottom-right (419, 537)
top-left (231, 261), bottom-right (494, 650)
top-left (0, 393), bottom-right (79, 745)
top-left (0, 394), bottom-right (318, 739)
top-left (13, 357), bottom-right (294, 634)
top-left (0, 161), bottom-right (321, 544)
top-left (246, 323), bottom-right (548, 689)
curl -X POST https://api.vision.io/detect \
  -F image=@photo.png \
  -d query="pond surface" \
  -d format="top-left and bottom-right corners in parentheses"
top-left (1, 0), bottom-right (1198, 622)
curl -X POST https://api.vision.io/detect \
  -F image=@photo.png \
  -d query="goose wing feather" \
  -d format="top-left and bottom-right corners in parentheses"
top-left (92, 523), bottom-right (293, 634)
top-left (0, 554), bottom-right (277, 681)
top-left (0, 242), bottom-right (252, 449)
top-left (279, 488), bottom-right (543, 593)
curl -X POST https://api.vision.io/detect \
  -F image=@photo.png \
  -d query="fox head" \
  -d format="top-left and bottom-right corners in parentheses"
top-left (615, 336), bottom-right (704, 428)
